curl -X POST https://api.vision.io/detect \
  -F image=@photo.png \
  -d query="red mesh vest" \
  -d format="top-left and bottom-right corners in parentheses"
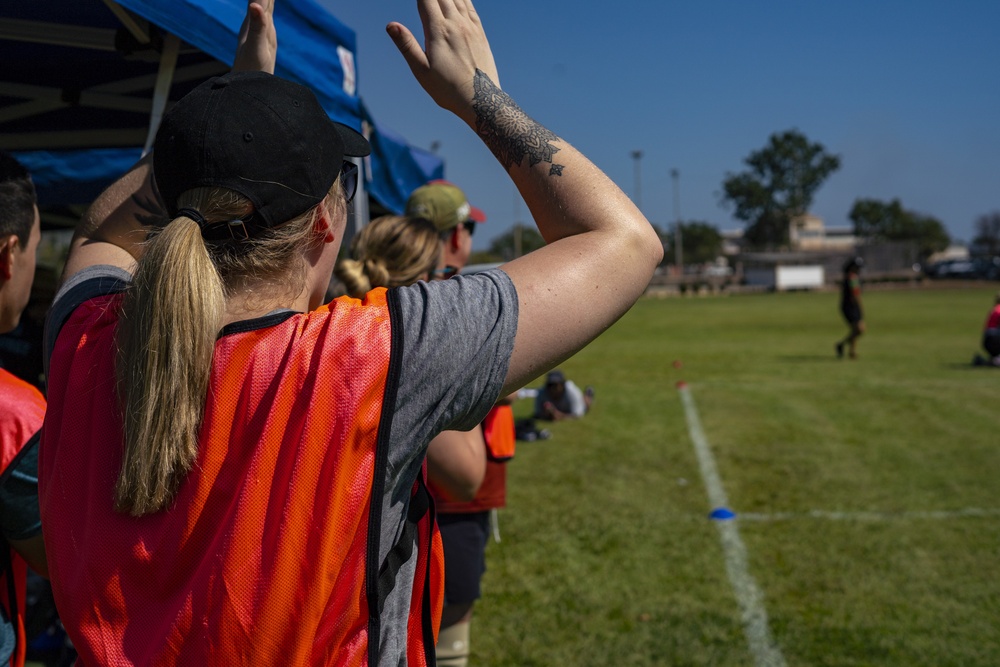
top-left (40, 288), bottom-right (442, 666)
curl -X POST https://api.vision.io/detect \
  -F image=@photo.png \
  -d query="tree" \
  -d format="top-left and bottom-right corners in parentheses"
top-left (486, 224), bottom-right (546, 262)
top-left (721, 130), bottom-right (840, 249)
top-left (848, 198), bottom-right (950, 259)
top-left (663, 221), bottom-right (723, 265)
top-left (972, 211), bottom-right (1000, 255)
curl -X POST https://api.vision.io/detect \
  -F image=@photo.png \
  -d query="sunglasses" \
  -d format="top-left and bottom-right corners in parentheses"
top-left (340, 161), bottom-right (359, 203)
top-left (462, 220), bottom-right (477, 237)
top-left (432, 265), bottom-right (460, 280)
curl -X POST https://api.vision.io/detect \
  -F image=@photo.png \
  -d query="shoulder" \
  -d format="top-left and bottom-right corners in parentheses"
top-left (0, 368), bottom-right (45, 412)
top-left (0, 369), bottom-right (45, 466)
top-left (46, 265), bottom-right (132, 358)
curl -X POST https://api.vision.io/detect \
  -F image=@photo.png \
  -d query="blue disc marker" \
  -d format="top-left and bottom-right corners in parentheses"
top-left (709, 507), bottom-right (736, 520)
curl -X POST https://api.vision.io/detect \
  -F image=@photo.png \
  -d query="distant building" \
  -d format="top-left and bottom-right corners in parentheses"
top-left (789, 214), bottom-right (855, 251)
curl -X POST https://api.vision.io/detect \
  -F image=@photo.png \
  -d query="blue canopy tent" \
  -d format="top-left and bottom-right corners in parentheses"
top-left (0, 0), bottom-right (441, 226)
top-left (362, 101), bottom-right (444, 216)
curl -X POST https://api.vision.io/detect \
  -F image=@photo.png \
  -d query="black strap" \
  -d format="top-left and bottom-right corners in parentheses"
top-left (366, 288), bottom-right (406, 665)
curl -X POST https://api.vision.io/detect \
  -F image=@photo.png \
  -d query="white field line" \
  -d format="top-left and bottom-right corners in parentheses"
top-left (677, 382), bottom-right (787, 667)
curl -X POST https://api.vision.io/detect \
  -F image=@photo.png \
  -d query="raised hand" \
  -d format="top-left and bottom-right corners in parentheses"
top-left (386, 0), bottom-right (499, 124)
top-left (233, 0), bottom-right (277, 74)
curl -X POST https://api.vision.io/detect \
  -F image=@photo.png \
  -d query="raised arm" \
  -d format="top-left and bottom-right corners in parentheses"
top-left (389, 1), bottom-right (663, 394)
top-left (61, 1), bottom-right (278, 285)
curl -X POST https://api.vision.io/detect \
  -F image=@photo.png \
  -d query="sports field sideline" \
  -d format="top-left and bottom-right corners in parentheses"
top-left (471, 284), bottom-right (998, 666)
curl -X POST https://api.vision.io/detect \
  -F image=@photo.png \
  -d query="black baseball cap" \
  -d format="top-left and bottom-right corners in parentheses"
top-left (153, 71), bottom-right (370, 235)
top-left (546, 370), bottom-right (566, 385)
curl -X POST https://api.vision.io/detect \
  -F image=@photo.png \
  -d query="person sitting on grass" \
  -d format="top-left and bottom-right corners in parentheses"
top-left (972, 291), bottom-right (1000, 367)
top-left (533, 369), bottom-right (593, 421)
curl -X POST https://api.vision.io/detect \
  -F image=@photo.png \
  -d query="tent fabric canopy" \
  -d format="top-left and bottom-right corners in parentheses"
top-left (1, 0), bottom-right (440, 216)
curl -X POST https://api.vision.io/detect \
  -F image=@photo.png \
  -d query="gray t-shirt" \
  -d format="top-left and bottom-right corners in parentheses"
top-left (45, 265), bottom-right (519, 666)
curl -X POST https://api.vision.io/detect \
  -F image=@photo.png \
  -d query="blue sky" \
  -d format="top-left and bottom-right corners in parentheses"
top-left (323, 1), bottom-right (999, 250)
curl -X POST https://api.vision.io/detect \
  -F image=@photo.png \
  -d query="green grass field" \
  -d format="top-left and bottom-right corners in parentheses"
top-left (471, 284), bottom-right (999, 666)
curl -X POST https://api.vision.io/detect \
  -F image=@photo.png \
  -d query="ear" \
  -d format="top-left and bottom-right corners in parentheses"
top-left (0, 235), bottom-right (16, 281)
top-left (312, 209), bottom-right (336, 244)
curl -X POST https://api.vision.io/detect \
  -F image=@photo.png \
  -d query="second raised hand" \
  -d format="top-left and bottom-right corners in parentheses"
top-left (233, 0), bottom-right (277, 74)
top-left (387, 0), bottom-right (499, 125)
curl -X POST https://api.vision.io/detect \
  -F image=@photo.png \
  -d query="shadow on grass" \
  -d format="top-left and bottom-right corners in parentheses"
top-left (776, 355), bottom-right (849, 362)
top-left (944, 362), bottom-right (999, 371)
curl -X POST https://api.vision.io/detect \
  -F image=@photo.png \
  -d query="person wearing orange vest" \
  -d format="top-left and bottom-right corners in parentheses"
top-left (38, 0), bottom-right (664, 664)
top-left (0, 151), bottom-right (48, 667)
top-left (428, 394), bottom-right (515, 667)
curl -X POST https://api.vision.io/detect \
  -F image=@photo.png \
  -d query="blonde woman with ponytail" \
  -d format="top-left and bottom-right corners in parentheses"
top-left (335, 215), bottom-right (442, 297)
top-left (38, 0), bottom-right (663, 664)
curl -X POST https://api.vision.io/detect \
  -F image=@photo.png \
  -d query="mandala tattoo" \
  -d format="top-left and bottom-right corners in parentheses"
top-left (472, 70), bottom-right (564, 176)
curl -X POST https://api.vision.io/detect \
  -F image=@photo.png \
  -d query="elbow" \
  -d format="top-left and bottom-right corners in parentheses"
top-left (650, 237), bottom-right (665, 266)
top-left (643, 225), bottom-right (665, 267)
top-left (452, 480), bottom-right (482, 503)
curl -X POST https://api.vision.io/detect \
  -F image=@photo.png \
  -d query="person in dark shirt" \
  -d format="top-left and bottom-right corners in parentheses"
top-left (836, 257), bottom-right (865, 360)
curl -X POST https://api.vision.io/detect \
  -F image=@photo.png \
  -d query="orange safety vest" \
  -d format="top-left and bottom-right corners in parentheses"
top-left (430, 404), bottom-right (514, 513)
top-left (0, 369), bottom-right (44, 667)
top-left (40, 288), bottom-right (442, 666)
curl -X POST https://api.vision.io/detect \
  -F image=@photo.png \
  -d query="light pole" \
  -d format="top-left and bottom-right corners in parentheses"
top-left (513, 188), bottom-right (522, 259)
top-left (631, 150), bottom-right (643, 212)
top-left (671, 168), bottom-right (683, 275)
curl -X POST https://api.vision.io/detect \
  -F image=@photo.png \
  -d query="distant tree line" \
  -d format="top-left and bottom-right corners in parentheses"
top-left (472, 129), bottom-right (994, 266)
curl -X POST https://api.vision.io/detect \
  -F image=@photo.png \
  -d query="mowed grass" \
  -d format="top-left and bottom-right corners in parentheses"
top-left (472, 285), bottom-right (999, 666)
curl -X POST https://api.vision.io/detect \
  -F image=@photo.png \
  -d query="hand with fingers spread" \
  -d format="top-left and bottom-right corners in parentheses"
top-left (387, 0), bottom-right (498, 123)
top-left (234, 0), bottom-right (277, 74)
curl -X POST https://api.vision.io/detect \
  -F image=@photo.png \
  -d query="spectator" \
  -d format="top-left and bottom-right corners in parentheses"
top-left (534, 369), bottom-right (593, 421)
top-left (429, 392), bottom-right (516, 667)
top-left (0, 150), bottom-right (48, 667)
top-left (406, 180), bottom-right (503, 667)
top-left (405, 180), bottom-right (485, 276)
top-left (335, 215), bottom-right (442, 294)
top-left (972, 291), bottom-right (1000, 367)
top-left (37, 1), bottom-right (663, 664)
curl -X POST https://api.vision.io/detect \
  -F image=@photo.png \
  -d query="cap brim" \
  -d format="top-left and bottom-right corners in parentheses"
top-left (334, 122), bottom-right (371, 158)
top-left (469, 205), bottom-right (487, 223)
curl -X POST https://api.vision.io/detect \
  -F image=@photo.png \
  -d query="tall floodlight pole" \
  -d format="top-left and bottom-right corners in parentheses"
top-left (513, 188), bottom-right (522, 259)
top-left (671, 168), bottom-right (683, 273)
top-left (631, 150), bottom-right (643, 211)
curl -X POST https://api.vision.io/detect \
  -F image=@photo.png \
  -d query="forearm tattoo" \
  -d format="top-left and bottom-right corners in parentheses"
top-left (472, 70), bottom-right (564, 176)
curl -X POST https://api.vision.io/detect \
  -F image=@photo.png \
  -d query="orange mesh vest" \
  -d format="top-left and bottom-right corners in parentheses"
top-left (0, 369), bottom-right (44, 667)
top-left (40, 289), bottom-right (441, 666)
top-left (429, 405), bottom-right (513, 513)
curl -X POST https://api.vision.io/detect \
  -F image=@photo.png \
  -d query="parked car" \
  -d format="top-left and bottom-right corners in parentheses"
top-left (926, 257), bottom-right (1000, 280)
top-left (926, 259), bottom-right (977, 279)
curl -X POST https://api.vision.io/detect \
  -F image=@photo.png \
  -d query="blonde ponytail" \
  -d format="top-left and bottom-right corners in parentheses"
top-left (334, 215), bottom-right (442, 297)
top-left (334, 257), bottom-right (375, 297)
top-left (115, 214), bottom-right (225, 516)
